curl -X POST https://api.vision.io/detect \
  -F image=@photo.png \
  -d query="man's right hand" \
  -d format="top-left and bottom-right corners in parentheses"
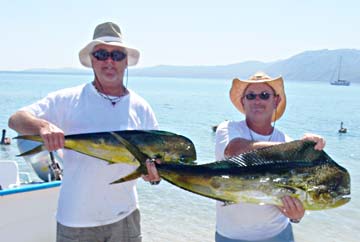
top-left (39, 123), bottom-right (65, 151)
top-left (8, 110), bottom-right (65, 152)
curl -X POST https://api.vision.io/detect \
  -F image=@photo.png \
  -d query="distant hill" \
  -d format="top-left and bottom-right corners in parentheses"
top-left (264, 49), bottom-right (360, 83)
top-left (130, 49), bottom-right (360, 83)
top-left (5, 49), bottom-right (359, 83)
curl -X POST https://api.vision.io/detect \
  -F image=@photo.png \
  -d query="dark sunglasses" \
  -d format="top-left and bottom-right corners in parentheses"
top-left (244, 92), bottom-right (274, 100)
top-left (92, 49), bottom-right (127, 62)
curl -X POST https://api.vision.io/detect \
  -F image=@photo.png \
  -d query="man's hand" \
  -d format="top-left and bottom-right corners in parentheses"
top-left (142, 158), bottom-right (161, 185)
top-left (8, 110), bottom-right (65, 152)
top-left (301, 133), bottom-right (326, 150)
top-left (278, 196), bottom-right (305, 221)
top-left (39, 123), bottom-right (65, 151)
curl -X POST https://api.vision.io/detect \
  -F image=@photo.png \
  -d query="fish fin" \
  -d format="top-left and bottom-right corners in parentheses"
top-left (17, 145), bottom-right (44, 156)
top-left (14, 135), bottom-right (45, 156)
top-left (160, 176), bottom-right (235, 204)
top-left (113, 130), bottom-right (197, 165)
top-left (274, 184), bottom-right (297, 194)
top-left (110, 132), bottom-right (150, 163)
top-left (14, 135), bottom-right (43, 142)
top-left (275, 184), bottom-right (306, 195)
top-left (141, 130), bottom-right (180, 136)
top-left (215, 140), bottom-right (329, 170)
top-left (199, 160), bottom-right (250, 170)
top-left (110, 132), bottom-right (150, 183)
top-left (221, 201), bottom-right (235, 206)
top-left (244, 140), bottom-right (323, 163)
top-left (110, 169), bottom-right (143, 184)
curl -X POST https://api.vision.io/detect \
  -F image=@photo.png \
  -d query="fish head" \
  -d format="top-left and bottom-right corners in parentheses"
top-left (157, 134), bottom-right (197, 164)
top-left (306, 166), bottom-right (351, 210)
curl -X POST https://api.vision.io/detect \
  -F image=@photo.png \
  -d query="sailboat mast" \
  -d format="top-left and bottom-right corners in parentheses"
top-left (337, 56), bottom-right (342, 81)
top-left (330, 55), bottom-right (350, 86)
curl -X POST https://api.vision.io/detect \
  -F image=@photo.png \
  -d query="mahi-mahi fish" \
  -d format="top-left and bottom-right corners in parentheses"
top-left (15, 130), bottom-right (197, 166)
top-left (113, 135), bottom-right (350, 210)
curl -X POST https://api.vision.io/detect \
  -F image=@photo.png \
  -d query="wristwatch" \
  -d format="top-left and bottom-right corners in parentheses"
top-left (290, 218), bottom-right (301, 223)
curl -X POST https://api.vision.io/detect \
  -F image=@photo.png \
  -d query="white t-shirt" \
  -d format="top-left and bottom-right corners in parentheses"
top-left (215, 120), bottom-right (291, 241)
top-left (22, 83), bottom-right (158, 227)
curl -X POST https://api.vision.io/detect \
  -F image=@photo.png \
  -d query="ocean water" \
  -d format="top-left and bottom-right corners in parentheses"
top-left (0, 72), bottom-right (359, 242)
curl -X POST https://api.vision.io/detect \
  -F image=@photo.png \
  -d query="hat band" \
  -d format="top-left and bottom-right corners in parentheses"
top-left (95, 36), bottom-right (124, 43)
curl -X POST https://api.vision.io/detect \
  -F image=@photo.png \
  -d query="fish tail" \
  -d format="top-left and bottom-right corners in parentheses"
top-left (14, 135), bottom-right (45, 156)
top-left (17, 144), bottom-right (45, 156)
top-left (14, 135), bottom-right (43, 142)
top-left (110, 169), bottom-right (143, 184)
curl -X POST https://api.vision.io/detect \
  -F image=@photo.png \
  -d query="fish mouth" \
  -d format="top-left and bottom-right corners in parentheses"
top-left (334, 196), bottom-right (351, 208)
top-left (180, 155), bottom-right (197, 164)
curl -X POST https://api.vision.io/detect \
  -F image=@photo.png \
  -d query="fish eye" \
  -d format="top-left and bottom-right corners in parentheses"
top-left (179, 155), bottom-right (186, 163)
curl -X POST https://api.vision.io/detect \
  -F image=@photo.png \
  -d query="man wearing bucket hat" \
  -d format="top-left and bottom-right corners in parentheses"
top-left (9, 22), bottom-right (160, 242)
top-left (214, 72), bottom-right (326, 242)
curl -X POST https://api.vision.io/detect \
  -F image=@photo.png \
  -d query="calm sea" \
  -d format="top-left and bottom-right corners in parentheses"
top-left (1, 72), bottom-right (359, 242)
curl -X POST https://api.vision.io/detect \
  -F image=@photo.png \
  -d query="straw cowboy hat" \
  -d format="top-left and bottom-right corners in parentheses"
top-left (79, 22), bottom-right (140, 68)
top-left (229, 71), bottom-right (286, 122)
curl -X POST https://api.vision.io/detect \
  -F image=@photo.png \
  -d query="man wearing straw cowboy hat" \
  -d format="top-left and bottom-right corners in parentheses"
top-left (9, 22), bottom-right (160, 242)
top-left (215, 72), bottom-right (326, 242)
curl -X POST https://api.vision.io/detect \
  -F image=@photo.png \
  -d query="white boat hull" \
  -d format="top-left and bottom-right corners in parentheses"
top-left (0, 182), bottom-right (60, 242)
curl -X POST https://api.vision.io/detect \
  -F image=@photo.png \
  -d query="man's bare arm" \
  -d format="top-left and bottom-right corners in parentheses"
top-left (8, 110), bottom-right (64, 151)
top-left (9, 110), bottom-right (51, 135)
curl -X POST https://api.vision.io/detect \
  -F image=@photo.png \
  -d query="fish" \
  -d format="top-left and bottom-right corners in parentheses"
top-left (15, 130), bottom-right (197, 169)
top-left (114, 136), bottom-right (351, 210)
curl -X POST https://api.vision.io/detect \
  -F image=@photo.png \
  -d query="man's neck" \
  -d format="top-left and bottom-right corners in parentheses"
top-left (92, 78), bottom-right (126, 97)
top-left (246, 119), bottom-right (273, 135)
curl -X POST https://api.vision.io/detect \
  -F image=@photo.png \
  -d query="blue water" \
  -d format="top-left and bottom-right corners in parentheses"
top-left (1, 72), bottom-right (359, 242)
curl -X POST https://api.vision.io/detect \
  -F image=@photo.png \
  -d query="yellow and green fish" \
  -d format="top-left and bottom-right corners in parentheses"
top-left (114, 136), bottom-right (351, 210)
top-left (17, 131), bottom-right (351, 210)
top-left (16, 130), bottom-right (197, 166)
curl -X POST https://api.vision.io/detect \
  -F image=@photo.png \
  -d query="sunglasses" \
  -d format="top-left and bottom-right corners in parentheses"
top-left (92, 49), bottom-right (127, 62)
top-left (244, 92), bottom-right (274, 100)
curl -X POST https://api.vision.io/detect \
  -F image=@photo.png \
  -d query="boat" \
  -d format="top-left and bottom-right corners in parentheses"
top-left (331, 79), bottom-right (350, 86)
top-left (212, 120), bottom-right (228, 132)
top-left (1, 129), bottom-right (11, 145)
top-left (330, 57), bottom-right (351, 86)
top-left (0, 174), bottom-right (60, 242)
top-left (0, 140), bottom-right (62, 242)
top-left (338, 121), bottom-right (347, 133)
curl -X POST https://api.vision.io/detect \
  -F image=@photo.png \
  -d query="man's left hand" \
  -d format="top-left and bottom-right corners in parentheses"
top-left (301, 133), bottom-right (326, 150)
top-left (278, 196), bottom-right (305, 222)
top-left (141, 159), bottom-right (161, 185)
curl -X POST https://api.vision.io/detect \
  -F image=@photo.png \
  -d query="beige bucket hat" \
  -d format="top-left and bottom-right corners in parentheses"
top-left (229, 71), bottom-right (286, 122)
top-left (79, 22), bottom-right (140, 68)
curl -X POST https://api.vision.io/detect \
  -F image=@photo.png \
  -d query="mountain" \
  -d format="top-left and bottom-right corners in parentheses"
top-left (4, 49), bottom-right (359, 83)
top-left (263, 49), bottom-right (360, 82)
top-left (130, 60), bottom-right (270, 79)
top-left (129, 49), bottom-right (360, 83)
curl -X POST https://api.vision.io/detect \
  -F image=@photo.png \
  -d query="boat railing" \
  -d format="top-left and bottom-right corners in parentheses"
top-left (0, 160), bottom-right (20, 190)
top-left (0, 160), bottom-right (34, 190)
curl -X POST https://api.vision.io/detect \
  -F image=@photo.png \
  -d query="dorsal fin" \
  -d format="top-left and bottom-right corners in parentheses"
top-left (201, 140), bottom-right (331, 172)
top-left (245, 140), bottom-right (323, 162)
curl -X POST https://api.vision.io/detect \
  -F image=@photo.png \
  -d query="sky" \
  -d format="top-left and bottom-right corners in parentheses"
top-left (1, 0), bottom-right (359, 70)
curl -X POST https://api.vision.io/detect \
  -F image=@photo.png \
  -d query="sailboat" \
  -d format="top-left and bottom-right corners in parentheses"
top-left (330, 56), bottom-right (350, 86)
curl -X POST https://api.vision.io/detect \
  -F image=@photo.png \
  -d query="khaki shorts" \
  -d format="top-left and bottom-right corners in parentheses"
top-left (57, 209), bottom-right (142, 242)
